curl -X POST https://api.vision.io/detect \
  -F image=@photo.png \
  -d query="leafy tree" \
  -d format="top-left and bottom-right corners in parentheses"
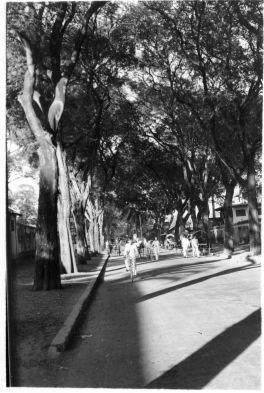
top-left (128, 0), bottom-right (262, 254)
top-left (7, 1), bottom-right (108, 289)
top-left (9, 185), bottom-right (38, 225)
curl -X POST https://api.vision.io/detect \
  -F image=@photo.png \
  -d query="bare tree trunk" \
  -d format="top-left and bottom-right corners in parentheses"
top-left (247, 159), bottom-right (261, 255)
top-left (88, 220), bottom-right (95, 253)
top-left (98, 210), bottom-right (104, 253)
top-left (57, 141), bottom-right (77, 273)
top-left (18, 59), bottom-right (61, 290)
top-left (190, 199), bottom-right (199, 231)
top-left (69, 171), bottom-right (91, 262)
top-left (94, 219), bottom-right (100, 254)
top-left (174, 209), bottom-right (185, 242)
top-left (72, 202), bottom-right (90, 263)
top-left (33, 145), bottom-right (61, 290)
top-left (223, 182), bottom-right (235, 257)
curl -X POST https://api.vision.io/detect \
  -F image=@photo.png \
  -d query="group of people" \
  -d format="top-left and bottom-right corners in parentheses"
top-left (105, 239), bottom-right (121, 256)
top-left (105, 232), bottom-right (200, 279)
top-left (180, 233), bottom-right (200, 258)
top-left (123, 237), bottom-right (160, 276)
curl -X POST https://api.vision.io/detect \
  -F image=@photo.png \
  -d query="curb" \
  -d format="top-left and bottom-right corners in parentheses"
top-left (48, 255), bottom-right (109, 359)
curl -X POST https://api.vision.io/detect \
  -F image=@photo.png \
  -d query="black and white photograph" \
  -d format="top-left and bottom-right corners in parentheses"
top-left (5, 0), bottom-right (262, 389)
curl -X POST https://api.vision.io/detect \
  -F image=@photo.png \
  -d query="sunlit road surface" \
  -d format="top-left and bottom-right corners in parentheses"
top-left (50, 250), bottom-right (261, 389)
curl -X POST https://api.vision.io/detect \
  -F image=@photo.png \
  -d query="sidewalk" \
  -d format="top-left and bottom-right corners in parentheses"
top-left (7, 253), bottom-right (108, 386)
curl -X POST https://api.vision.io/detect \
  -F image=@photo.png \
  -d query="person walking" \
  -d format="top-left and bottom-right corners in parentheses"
top-left (191, 235), bottom-right (200, 257)
top-left (153, 237), bottom-right (160, 261)
top-left (129, 239), bottom-right (139, 276)
top-left (181, 234), bottom-right (190, 258)
top-left (105, 240), bottom-right (110, 255)
top-left (115, 238), bottom-right (121, 256)
top-left (145, 240), bottom-right (152, 260)
top-left (123, 239), bottom-right (131, 271)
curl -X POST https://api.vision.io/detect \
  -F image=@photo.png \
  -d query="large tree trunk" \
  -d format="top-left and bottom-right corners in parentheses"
top-left (174, 209), bottom-right (185, 243)
top-left (18, 63), bottom-right (61, 290)
top-left (88, 220), bottom-right (95, 253)
top-left (57, 142), bottom-right (78, 273)
top-left (69, 172), bottom-right (92, 262)
top-left (190, 202), bottom-right (199, 231)
top-left (72, 202), bottom-right (90, 263)
top-left (223, 182), bottom-right (236, 257)
top-left (98, 210), bottom-right (104, 253)
top-left (33, 144), bottom-right (61, 290)
top-left (247, 159), bottom-right (261, 255)
top-left (94, 219), bottom-right (100, 254)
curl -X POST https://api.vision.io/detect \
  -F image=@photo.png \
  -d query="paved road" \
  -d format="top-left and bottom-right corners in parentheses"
top-left (48, 250), bottom-right (261, 389)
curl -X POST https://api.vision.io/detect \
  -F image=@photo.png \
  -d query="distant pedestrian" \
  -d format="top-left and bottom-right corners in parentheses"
top-left (129, 239), bottom-right (139, 276)
top-left (124, 239), bottom-right (131, 271)
top-left (145, 240), bottom-right (152, 260)
top-left (105, 240), bottom-right (110, 255)
top-left (191, 235), bottom-right (200, 257)
top-left (109, 241), bottom-right (113, 254)
top-left (181, 234), bottom-right (190, 258)
top-left (115, 238), bottom-right (121, 256)
top-left (153, 237), bottom-right (160, 261)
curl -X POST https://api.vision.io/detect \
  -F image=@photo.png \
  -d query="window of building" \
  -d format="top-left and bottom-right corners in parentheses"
top-left (257, 208), bottom-right (261, 215)
top-left (236, 209), bottom-right (246, 217)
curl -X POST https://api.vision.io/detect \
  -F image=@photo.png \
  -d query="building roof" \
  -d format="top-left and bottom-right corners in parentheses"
top-left (214, 202), bottom-right (258, 211)
top-left (8, 207), bottom-right (22, 216)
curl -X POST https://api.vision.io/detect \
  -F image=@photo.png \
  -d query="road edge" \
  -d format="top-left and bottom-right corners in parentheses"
top-left (48, 255), bottom-right (109, 359)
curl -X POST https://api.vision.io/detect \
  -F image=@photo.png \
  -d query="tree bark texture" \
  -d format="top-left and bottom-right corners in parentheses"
top-left (72, 202), bottom-right (90, 263)
top-left (33, 144), bottom-right (61, 290)
top-left (174, 210), bottom-right (185, 242)
top-left (69, 171), bottom-right (91, 262)
top-left (18, 63), bottom-right (61, 290)
top-left (247, 160), bottom-right (261, 255)
top-left (223, 182), bottom-right (235, 257)
top-left (56, 142), bottom-right (78, 273)
top-left (98, 211), bottom-right (104, 253)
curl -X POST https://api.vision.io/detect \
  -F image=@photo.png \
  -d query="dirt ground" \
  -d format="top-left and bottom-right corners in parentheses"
top-left (6, 255), bottom-right (101, 387)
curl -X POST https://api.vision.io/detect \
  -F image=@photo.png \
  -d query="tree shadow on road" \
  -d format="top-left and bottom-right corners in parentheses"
top-left (57, 267), bottom-right (145, 388)
top-left (146, 308), bottom-right (261, 389)
top-left (136, 260), bottom-right (259, 303)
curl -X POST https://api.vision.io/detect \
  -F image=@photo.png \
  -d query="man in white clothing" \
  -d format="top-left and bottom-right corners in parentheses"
top-left (129, 240), bottom-right (139, 276)
top-left (191, 235), bottom-right (200, 257)
top-left (181, 234), bottom-right (190, 258)
top-left (153, 237), bottom-right (160, 261)
top-left (123, 239), bottom-right (131, 271)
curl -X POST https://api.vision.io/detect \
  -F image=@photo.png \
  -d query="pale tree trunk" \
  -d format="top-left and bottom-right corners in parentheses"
top-left (56, 142), bottom-right (77, 273)
top-left (73, 204), bottom-right (90, 263)
top-left (98, 210), bottom-right (104, 253)
top-left (217, 157), bottom-right (236, 257)
top-left (174, 208), bottom-right (185, 243)
top-left (247, 159), bottom-right (261, 255)
top-left (190, 200), bottom-right (199, 231)
top-left (94, 198), bottom-right (103, 254)
top-left (89, 221), bottom-right (95, 253)
top-left (94, 219), bottom-right (100, 254)
top-left (70, 172), bottom-right (91, 263)
top-left (86, 201), bottom-right (95, 254)
top-left (18, 58), bottom-right (61, 290)
top-left (86, 198), bottom-right (103, 255)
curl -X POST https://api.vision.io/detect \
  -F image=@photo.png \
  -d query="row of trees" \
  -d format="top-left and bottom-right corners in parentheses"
top-left (7, 1), bottom-right (262, 290)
